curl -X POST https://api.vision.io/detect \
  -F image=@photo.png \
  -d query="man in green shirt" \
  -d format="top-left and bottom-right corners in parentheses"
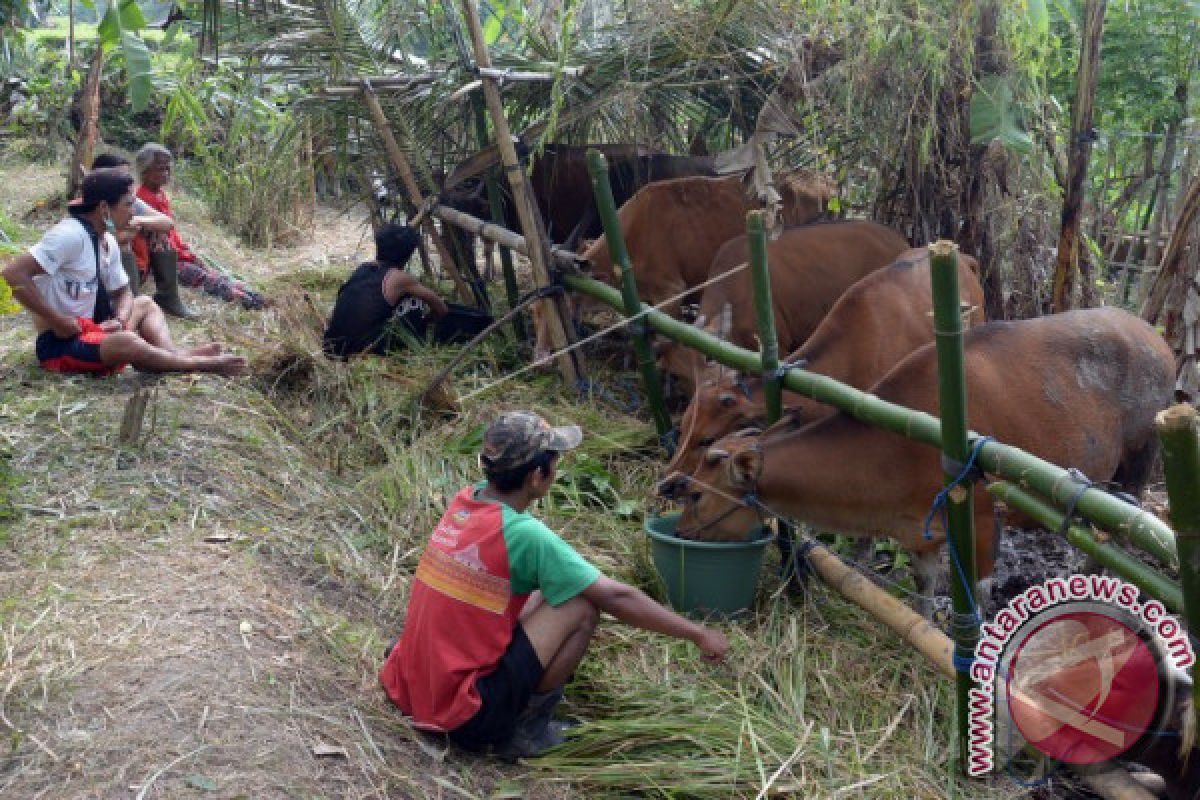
top-left (381, 411), bottom-right (730, 759)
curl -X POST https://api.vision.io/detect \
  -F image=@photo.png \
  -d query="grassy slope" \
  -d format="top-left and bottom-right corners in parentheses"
top-left (0, 153), bottom-right (1034, 799)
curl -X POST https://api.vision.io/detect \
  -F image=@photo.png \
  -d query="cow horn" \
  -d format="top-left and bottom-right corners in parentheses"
top-left (718, 303), bottom-right (732, 340)
top-left (705, 447), bottom-right (730, 463)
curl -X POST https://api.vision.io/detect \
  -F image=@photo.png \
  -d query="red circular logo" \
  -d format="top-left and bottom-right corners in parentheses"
top-left (1006, 611), bottom-right (1160, 765)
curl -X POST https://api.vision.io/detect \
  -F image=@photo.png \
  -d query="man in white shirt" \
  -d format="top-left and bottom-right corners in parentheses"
top-left (2, 168), bottom-right (246, 376)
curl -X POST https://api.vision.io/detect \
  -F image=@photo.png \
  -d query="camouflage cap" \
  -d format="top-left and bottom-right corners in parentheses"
top-left (480, 410), bottom-right (582, 472)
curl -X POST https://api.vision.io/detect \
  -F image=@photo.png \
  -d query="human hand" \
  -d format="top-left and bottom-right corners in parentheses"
top-left (52, 316), bottom-right (82, 338)
top-left (693, 627), bottom-right (730, 663)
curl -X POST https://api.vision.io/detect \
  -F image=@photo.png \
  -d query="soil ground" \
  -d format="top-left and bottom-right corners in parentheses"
top-left (0, 160), bottom-right (547, 799)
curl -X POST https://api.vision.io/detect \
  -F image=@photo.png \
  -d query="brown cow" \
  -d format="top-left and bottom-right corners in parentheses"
top-left (662, 249), bottom-right (986, 483)
top-left (659, 220), bottom-right (910, 393)
top-left (441, 144), bottom-right (716, 249)
top-left (668, 308), bottom-right (1174, 616)
top-left (532, 171), bottom-right (835, 361)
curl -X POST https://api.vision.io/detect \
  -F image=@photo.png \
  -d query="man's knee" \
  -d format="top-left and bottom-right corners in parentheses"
top-left (98, 330), bottom-right (143, 361)
top-left (559, 594), bottom-right (600, 634)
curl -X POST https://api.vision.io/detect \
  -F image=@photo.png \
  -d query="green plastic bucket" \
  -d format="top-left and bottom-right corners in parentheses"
top-left (644, 512), bottom-right (775, 618)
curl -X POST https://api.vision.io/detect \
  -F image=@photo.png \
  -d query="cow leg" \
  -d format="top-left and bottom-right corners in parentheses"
top-left (912, 551), bottom-right (942, 619)
top-left (850, 537), bottom-right (875, 565)
top-left (1112, 437), bottom-right (1161, 498)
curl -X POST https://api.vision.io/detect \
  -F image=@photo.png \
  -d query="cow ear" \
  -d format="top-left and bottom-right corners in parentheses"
top-left (727, 447), bottom-right (761, 489)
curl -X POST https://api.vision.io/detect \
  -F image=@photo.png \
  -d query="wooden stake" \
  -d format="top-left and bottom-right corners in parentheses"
top-left (457, 0), bottom-right (582, 386)
top-left (359, 80), bottom-right (477, 306)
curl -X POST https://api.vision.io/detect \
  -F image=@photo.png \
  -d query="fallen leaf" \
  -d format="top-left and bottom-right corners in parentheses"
top-left (185, 773), bottom-right (218, 791)
top-left (312, 743), bottom-right (348, 759)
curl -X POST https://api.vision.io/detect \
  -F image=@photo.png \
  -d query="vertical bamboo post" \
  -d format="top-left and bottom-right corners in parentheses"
top-left (1154, 403), bottom-right (1200, 722)
top-left (747, 211), bottom-right (782, 421)
top-left (929, 240), bottom-right (979, 774)
top-left (748, 209), bottom-right (797, 581)
top-left (359, 80), bottom-right (477, 307)
top-left (457, 0), bottom-right (581, 386)
top-left (586, 150), bottom-right (672, 446)
top-left (471, 101), bottom-right (525, 339)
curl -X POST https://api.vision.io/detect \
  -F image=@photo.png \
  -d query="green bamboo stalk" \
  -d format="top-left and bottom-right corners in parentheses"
top-left (987, 482), bottom-right (1184, 612)
top-left (558, 272), bottom-right (1179, 568)
top-left (746, 210), bottom-right (798, 580)
top-left (747, 211), bottom-right (782, 422)
top-left (1154, 403), bottom-right (1200, 717)
top-left (585, 150), bottom-right (673, 446)
top-left (929, 241), bottom-right (977, 775)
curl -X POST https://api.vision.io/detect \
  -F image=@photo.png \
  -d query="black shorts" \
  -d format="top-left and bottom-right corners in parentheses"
top-left (448, 626), bottom-right (544, 751)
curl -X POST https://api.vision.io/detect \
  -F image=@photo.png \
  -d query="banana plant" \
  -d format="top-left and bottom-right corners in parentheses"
top-left (81, 0), bottom-right (156, 111)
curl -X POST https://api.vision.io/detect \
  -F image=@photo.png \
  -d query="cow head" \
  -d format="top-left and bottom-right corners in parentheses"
top-left (656, 304), bottom-right (733, 396)
top-left (660, 370), bottom-right (765, 492)
top-left (777, 169), bottom-right (837, 226)
top-left (672, 428), bottom-right (764, 541)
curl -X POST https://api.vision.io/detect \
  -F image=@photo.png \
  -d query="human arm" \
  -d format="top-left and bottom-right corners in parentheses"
top-left (104, 285), bottom-right (134, 330)
top-left (1, 253), bottom-right (81, 337)
top-left (383, 269), bottom-right (450, 318)
top-left (131, 199), bottom-right (174, 234)
top-left (581, 575), bottom-right (729, 662)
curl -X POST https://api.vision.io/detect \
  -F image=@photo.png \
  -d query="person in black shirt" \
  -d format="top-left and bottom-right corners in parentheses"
top-left (323, 225), bottom-right (453, 359)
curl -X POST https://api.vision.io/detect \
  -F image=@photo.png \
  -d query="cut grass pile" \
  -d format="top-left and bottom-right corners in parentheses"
top-left (0, 153), bottom-right (1037, 797)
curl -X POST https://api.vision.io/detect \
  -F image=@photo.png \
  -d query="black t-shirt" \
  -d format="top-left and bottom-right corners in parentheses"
top-left (322, 261), bottom-right (427, 358)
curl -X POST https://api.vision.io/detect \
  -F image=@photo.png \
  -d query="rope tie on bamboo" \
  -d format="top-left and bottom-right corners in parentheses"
top-left (921, 436), bottom-right (995, 646)
top-left (1055, 468), bottom-right (1141, 539)
top-left (772, 357), bottom-right (808, 380)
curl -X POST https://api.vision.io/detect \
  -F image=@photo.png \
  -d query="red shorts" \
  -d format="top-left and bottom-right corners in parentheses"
top-left (36, 318), bottom-right (127, 376)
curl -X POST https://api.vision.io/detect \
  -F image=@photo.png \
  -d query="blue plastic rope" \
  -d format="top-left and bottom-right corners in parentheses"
top-left (922, 436), bottom-right (994, 629)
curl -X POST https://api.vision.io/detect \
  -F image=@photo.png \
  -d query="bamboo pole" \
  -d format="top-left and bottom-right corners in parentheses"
top-left (747, 211), bottom-right (782, 422)
top-left (558, 272), bottom-right (1180, 568)
top-left (988, 482), bottom-right (1184, 612)
top-left (747, 209), bottom-right (798, 581)
top-left (804, 537), bottom-right (954, 677)
top-left (470, 99), bottom-right (524, 339)
top-left (457, 0), bottom-right (582, 386)
top-left (586, 149), bottom-right (672, 446)
top-left (431, 205), bottom-right (581, 269)
top-left (1154, 403), bottom-right (1200, 721)
top-left (929, 241), bottom-right (978, 774)
top-left (359, 79), bottom-right (477, 306)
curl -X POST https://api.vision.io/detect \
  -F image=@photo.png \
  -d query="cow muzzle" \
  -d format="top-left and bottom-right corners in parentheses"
top-left (656, 471), bottom-right (689, 500)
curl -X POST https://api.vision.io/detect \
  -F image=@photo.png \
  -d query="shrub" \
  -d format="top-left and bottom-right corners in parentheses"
top-left (162, 62), bottom-right (313, 248)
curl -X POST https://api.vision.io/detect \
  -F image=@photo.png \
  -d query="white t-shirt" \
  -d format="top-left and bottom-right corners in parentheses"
top-left (29, 217), bottom-right (129, 320)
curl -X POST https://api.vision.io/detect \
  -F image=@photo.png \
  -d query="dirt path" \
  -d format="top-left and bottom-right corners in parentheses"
top-left (0, 163), bottom-right (550, 799)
